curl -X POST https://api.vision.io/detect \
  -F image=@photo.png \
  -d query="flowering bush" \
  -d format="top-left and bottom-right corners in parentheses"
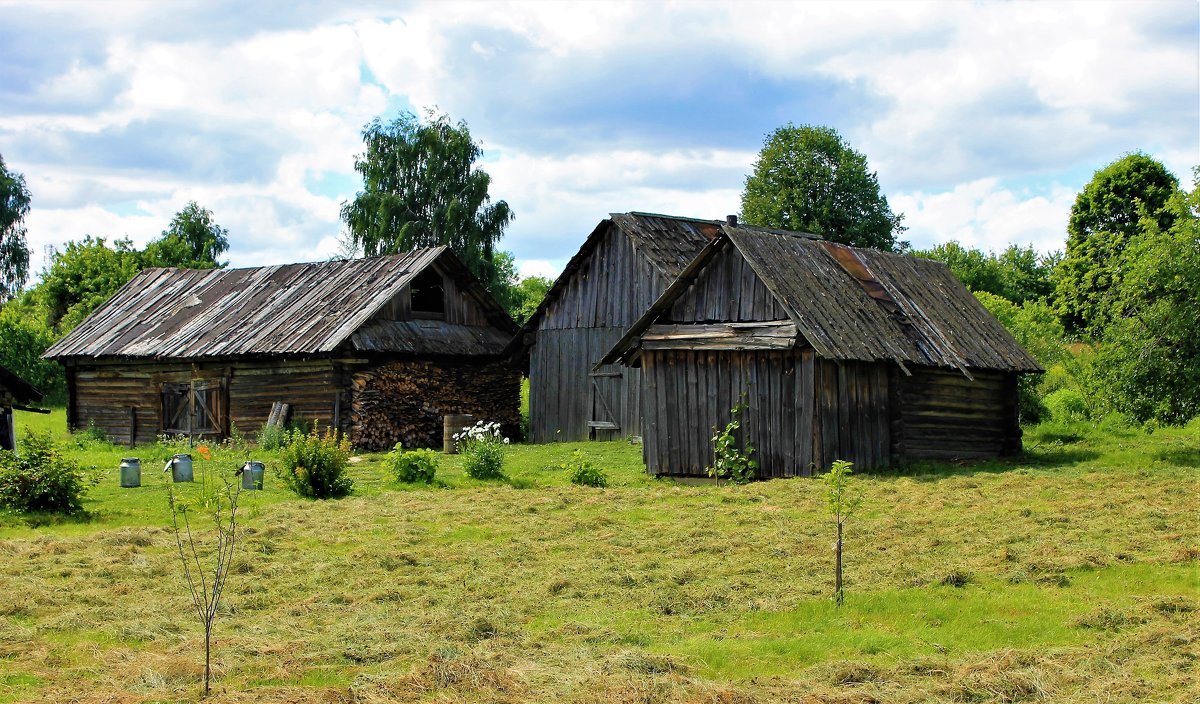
top-left (278, 426), bottom-right (353, 498)
top-left (454, 421), bottom-right (508, 480)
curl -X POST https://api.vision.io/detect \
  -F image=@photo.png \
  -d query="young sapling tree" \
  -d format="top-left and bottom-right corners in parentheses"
top-left (167, 454), bottom-right (243, 696)
top-left (821, 459), bottom-right (863, 606)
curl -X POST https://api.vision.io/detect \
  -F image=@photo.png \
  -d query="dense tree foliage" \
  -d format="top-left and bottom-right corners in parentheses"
top-left (0, 154), bottom-right (32, 300)
top-left (32, 236), bottom-right (143, 332)
top-left (915, 242), bottom-right (1058, 305)
top-left (1053, 153), bottom-right (1180, 333)
top-left (1088, 175), bottom-right (1199, 425)
top-left (508, 274), bottom-right (553, 326)
top-left (973, 291), bottom-right (1067, 422)
top-left (340, 111), bottom-right (513, 295)
top-left (740, 124), bottom-right (905, 251)
top-left (142, 201), bottom-right (229, 269)
top-left (0, 302), bottom-right (64, 401)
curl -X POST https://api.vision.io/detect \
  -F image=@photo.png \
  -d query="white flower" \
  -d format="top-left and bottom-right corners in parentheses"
top-left (503, 438), bottom-right (510, 444)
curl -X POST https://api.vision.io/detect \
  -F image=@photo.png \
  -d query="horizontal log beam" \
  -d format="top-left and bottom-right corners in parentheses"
top-left (643, 321), bottom-right (798, 351)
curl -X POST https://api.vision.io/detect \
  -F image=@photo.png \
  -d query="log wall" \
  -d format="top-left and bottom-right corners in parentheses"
top-left (529, 227), bottom-right (667, 442)
top-left (641, 349), bottom-right (891, 477)
top-left (894, 366), bottom-right (1022, 460)
top-left (350, 359), bottom-right (520, 451)
top-left (70, 359), bottom-right (340, 445)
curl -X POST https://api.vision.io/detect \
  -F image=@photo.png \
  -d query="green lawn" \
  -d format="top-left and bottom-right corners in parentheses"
top-left (0, 409), bottom-right (1196, 702)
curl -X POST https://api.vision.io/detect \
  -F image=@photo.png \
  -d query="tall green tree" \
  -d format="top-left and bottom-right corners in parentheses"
top-left (1053, 153), bottom-right (1180, 334)
top-left (914, 241), bottom-right (1058, 305)
top-left (0, 154), bottom-right (32, 300)
top-left (740, 124), bottom-right (905, 251)
top-left (340, 111), bottom-right (513, 294)
top-left (143, 201), bottom-right (229, 269)
top-left (33, 236), bottom-right (143, 332)
top-left (1089, 172), bottom-right (1200, 425)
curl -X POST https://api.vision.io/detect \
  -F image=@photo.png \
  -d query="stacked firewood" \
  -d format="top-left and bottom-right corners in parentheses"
top-left (350, 359), bottom-right (521, 451)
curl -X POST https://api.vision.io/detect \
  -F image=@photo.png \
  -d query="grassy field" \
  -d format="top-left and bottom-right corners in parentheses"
top-left (0, 410), bottom-right (1196, 703)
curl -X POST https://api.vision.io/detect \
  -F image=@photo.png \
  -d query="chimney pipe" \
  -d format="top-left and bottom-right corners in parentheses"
top-left (726, 214), bottom-right (738, 227)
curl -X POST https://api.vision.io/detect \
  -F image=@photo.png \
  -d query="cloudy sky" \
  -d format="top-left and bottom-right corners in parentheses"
top-left (1, 0), bottom-right (1196, 280)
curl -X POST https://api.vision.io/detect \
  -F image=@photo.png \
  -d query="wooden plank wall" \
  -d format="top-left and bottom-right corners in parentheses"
top-left (529, 228), bottom-right (664, 442)
top-left (641, 349), bottom-right (891, 477)
top-left (372, 264), bottom-right (491, 326)
top-left (896, 366), bottom-right (1022, 460)
top-left (666, 245), bottom-right (790, 323)
top-left (529, 327), bottom-right (637, 442)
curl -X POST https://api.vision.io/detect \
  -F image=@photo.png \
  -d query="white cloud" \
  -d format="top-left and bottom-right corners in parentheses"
top-left (892, 179), bottom-right (1076, 255)
top-left (1, 0), bottom-right (1194, 285)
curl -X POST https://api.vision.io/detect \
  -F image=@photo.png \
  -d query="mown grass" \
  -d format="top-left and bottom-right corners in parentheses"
top-left (0, 409), bottom-right (1196, 702)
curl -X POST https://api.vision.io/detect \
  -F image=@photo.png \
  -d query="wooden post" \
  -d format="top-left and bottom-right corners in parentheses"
top-left (835, 521), bottom-right (844, 606)
top-left (332, 392), bottom-right (341, 439)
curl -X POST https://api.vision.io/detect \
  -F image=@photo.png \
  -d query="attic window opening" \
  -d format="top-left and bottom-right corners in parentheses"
top-left (410, 269), bottom-right (445, 319)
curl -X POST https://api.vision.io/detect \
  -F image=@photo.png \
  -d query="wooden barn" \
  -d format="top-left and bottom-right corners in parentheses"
top-left (1, 365), bottom-right (44, 452)
top-left (511, 213), bottom-right (720, 442)
top-left (601, 220), bottom-right (1043, 477)
top-left (44, 248), bottom-right (520, 451)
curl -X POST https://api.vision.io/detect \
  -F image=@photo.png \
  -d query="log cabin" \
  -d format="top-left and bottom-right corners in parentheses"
top-left (44, 248), bottom-right (520, 451)
top-left (0, 365), bottom-right (44, 452)
top-left (601, 218), bottom-right (1043, 477)
top-left (510, 213), bottom-right (720, 442)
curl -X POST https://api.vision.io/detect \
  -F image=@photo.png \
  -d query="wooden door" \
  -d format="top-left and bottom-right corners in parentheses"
top-left (588, 367), bottom-right (623, 439)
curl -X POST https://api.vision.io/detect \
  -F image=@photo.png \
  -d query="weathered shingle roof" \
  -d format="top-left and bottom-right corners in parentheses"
top-left (604, 226), bottom-right (1043, 374)
top-left (608, 212), bottom-right (722, 280)
top-left (45, 248), bottom-right (515, 360)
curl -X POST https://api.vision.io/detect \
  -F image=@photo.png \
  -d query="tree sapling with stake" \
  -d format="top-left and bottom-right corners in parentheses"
top-left (821, 459), bottom-right (863, 606)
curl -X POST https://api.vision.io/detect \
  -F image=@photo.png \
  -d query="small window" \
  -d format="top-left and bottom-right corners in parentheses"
top-left (410, 269), bottom-right (445, 319)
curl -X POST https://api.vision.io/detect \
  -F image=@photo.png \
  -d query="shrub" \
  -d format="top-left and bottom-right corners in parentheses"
top-left (1044, 388), bottom-right (1089, 423)
top-left (389, 444), bottom-right (438, 484)
top-left (562, 449), bottom-right (607, 487)
top-left (277, 426), bottom-right (353, 498)
top-left (456, 421), bottom-right (508, 480)
top-left (0, 431), bottom-right (99, 514)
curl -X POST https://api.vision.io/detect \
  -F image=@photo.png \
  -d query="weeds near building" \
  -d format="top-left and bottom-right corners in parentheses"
top-left (708, 396), bottom-right (757, 484)
top-left (563, 449), bottom-right (607, 487)
top-left (389, 443), bottom-right (439, 484)
top-left (0, 430), bottom-right (98, 514)
top-left (278, 425), bottom-right (353, 498)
